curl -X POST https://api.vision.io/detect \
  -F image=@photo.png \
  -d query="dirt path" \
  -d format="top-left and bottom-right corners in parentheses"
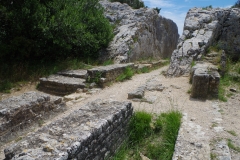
top-left (1, 65), bottom-right (240, 159)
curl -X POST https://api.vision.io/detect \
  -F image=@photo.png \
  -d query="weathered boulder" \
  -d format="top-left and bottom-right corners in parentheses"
top-left (128, 85), bottom-right (145, 99)
top-left (168, 7), bottom-right (240, 77)
top-left (99, 1), bottom-right (179, 63)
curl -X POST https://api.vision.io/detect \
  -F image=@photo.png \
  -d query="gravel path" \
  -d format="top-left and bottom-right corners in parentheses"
top-left (0, 65), bottom-right (240, 159)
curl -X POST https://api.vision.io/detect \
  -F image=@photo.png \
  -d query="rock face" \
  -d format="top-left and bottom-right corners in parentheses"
top-left (100, 1), bottom-right (179, 63)
top-left (168, 7), bottom-right (240, 77)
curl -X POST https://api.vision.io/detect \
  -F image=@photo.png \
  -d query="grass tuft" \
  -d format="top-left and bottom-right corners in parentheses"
top-left (228, 139), bottom-right (240, 152)
top-left (227, 130), bottom-right (237, 136)
top-left (111, 110), bottom-right (182, 160)
top-left (116, 67), bottom-right (134, 82)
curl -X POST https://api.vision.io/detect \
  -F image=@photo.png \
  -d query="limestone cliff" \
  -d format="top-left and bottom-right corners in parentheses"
top-left (167, 7), bottom-right (240, 77)
top-left (99, 1), bottom-right (179, 63)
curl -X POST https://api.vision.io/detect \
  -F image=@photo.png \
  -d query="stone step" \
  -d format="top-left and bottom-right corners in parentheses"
top-left (0, 92), bottom-right (66, 143)
top-left (87, 63), bottom-right (135, 87)
top-left (57, 69), bottom-right (88, 79)
top-left (4, 100), bottom-right (133, 160)
top-left (38, 75), bottom-right (86, 96)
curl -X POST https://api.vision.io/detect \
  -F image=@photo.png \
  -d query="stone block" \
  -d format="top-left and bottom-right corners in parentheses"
top-left (57, 69), bottom-right (88, 79)
top-left (128, 86), bottom-right (145, 99)
top-left (38, 75), bottom-right (86, 96)
top-left (191, 68), bottom-right (209, 98)
top-left (87, 63), bottom-right (134, 87)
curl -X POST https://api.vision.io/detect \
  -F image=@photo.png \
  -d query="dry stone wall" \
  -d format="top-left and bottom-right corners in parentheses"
top-left (167, 7), bottom-right (240, 77)
top-left (99, 1), bottom-right (179, 63)
top-left (4, 100), bottom-right (133, 160)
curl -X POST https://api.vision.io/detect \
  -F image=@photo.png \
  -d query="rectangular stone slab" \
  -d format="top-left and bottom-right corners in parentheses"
top-left (4, 100), bottom-right (133, 160)
top-left (191, 68), bottom-right (209, 98)
top-left (87, 63), bottom-right (134, 86)
top-left (38, 75), bottom-right (86, 96)
top-left (57, 70), bottom-right (88, 79)
top-left (0, 92), bottom-right (65, 141)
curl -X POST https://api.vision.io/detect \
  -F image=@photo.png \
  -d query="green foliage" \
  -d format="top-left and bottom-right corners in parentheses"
top-left (227, 130), bottom-right (237, 136)
top-left (0, 80), bottom-right (12, 93)
top-left (191, 60), bottom-right (196, 67)
top-left (154, 7), bottom-right (161, 14)
top-left (228, 139), bottom-right (240, 152)
top-left (0, 58), bottom-right (92, 92)
top-left (116, 67), bottom-right (134, 81)
top-left (218, 60), bottom-right (240, 102)
top-left (232, 0), bottom-right (240, 8)
top-left (128, 112), bottom-right (152, 145)
top-left (0, 0), bottom-right (113, 87)
top-left (137, 66), bottom-right (150, 74)
top-left (202, 5), bottom-right (213, 10)
top-left (109, 0), bottom-right (144, 9)
top-left (111, 110), bottom-right (182, 160)
top-left (102, 59), bottom-right (114, 66)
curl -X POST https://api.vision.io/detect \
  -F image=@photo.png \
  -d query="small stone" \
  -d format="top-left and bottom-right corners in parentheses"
top-left (229, 88), bottom-right (237, 92)
top-left (43, 144), bottom-right (54, 152)
top-left (76, 88), bottom-right (83, 93)
top-left (190, 118), bottom-right (196, 121)
top-left (89, 83), bottom-right (97, 89)
top-left (83, 88), bottom-right (88, 92)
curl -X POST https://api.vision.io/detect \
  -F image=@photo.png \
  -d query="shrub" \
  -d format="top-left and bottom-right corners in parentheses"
top-left (109, 0), bottom-right (144, 9)
top-left (116, 67), bottom-right (134, 81)
top-left (0, 0), bottom-right (113, 84)
top-left (233, 0), bottom-right (240, 8)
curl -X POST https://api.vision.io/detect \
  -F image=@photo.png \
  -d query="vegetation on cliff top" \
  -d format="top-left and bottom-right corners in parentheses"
top-left (109, 0), bottom-right (144, 9)
top-left (0, 0), bottom-right (113, 91)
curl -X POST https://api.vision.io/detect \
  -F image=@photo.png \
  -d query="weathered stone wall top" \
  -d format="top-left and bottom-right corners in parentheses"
top-left (167, 7), bottom-right (240, 77)
top-left (100, 1), bottom-right (179, 63)
top-left (88, 63), bottom-right (134, 72)
top-left (4, 100), bottom-right (133, 160)
top-left (87, 63), bottom-right (135, 86)
top-left (0, 92), bottom-right (65, 143)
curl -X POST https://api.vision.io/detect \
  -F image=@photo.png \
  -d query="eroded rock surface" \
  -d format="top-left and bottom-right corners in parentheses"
top-left (168, 7), bottom-right (240, 77)
top-left (100, 1), bottom-right (179, 63)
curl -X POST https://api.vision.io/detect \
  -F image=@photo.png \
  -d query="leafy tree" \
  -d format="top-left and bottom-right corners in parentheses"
top-left (233, 0), bottom-right (240, 8)
top-left (154, 7), bottom-right (161, 14)
top-left (0, 0), bottom-right (113, 63)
